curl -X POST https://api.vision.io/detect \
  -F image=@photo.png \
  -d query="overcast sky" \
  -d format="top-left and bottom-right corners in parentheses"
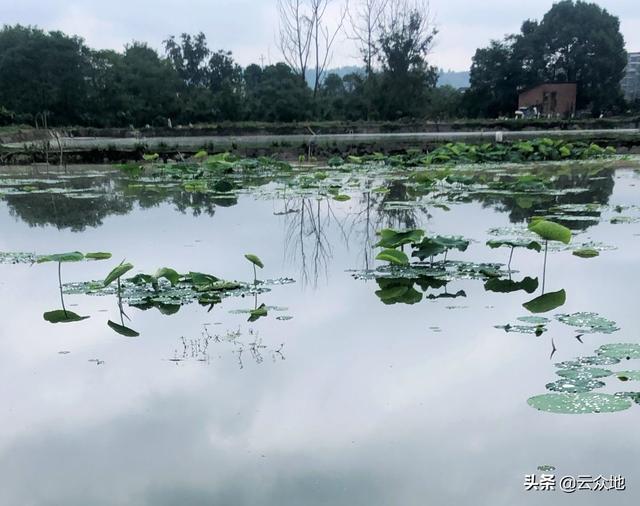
top-left (1, 0), bottom-right (638, 71)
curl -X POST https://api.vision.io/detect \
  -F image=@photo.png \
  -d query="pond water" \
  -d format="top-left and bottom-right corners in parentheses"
top-left (1, 159), bottom-right (640, 505)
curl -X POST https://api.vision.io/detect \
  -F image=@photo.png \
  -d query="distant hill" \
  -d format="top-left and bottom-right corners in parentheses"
top-left (437, 70), bottom-right (470, 89)
top-left (306, 66), bottom-right (470, 89)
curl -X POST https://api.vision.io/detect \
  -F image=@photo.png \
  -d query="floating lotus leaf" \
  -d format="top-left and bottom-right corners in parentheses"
top-left (545, 378), bottom-right (605, 393)
top-left (615, 392), bottom-right (640, 404)
top-left (518, 316), bottom-right (549, 325)
top-left (375, 229), bottom-right (424, 248)
top-left (43, 310), bottom-right (90, 324)
top-left (523, 289), bottom-right (566, 313)
top-left (333, 194), bottom-right (351, 201)
top-left (107, 320), bottom-right (140, 337)
top-left (528, 219), bottom-right (572, 244)
top-left (555, 312), bottom-right (619, 334)
top-left (244, 254), bottom-right (264, 269)
top-left (376, 249), bottom-right (409, 265)
top-left (527, 393), bottom-right (631, 414)
top-left (0, 251), bottom-right (36, 264)
top-left (556, 367), bottom-right (612, 380)
top-left (555, 355), bottom-right (620, 368)
top-left (615, 371), bottom-right (640, 382)
top-left (572, 248), bottom-right (599, 258)
top-left (596, 343), bottom-right (640, 360)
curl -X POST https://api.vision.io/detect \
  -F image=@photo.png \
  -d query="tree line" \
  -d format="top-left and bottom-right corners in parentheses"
top-left (0, 0), bottom-right (633, 128)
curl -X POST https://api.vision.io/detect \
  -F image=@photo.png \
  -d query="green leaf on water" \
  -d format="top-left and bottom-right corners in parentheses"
top-left (104, 262), bottom-right (134, 287)
top-left (615, 392), bottom-right (640, 404)
top-left (107, 320), bottom-right (140, 337)
top-left (556, 367), bottom-right (612, 380)
top-left (596, 343), bottom-right (640, 360)
top-left (187, 271), bottom-right (221, 287)
top-left (527, 393), bottom-right (631, 414)
top-left (43, 310), bottom-right (89, 324)
top-left (375, 229), bottom-right (424, 248)
top-left (85, 252), bottom-right (112, 260)
top-left (244, 254), bottom-right (264, 269)
top-left (37, 251), bottom-right (84, 263)
top-left (154, 267), bottom-right (180, 286)
top-left (333, 194), bottom-right (351, 201)
top-left (555, 312), bottom-right (619, 334)
top-left (518, 316), bottom-right (549, 325)
top-left (572, 248), bottom-right (599, 258)
top-left (545, 378), bottom-right (605, 393)
top-left (376, 249), bottom-right (409, 265)
top-left (142, 153), bottom-right (159, 161)
top-left (528, 219), bottom-right (572, 244)
top-left (523, 289), bottom-right (566, 313)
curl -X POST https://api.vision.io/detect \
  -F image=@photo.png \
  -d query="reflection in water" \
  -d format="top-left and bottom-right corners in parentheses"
top-left (2, 161), bottom-right (640, 505)
top-left (169, 325), bottom-right (286, 368)
top-left (283, 198), bottom-right (338, 287)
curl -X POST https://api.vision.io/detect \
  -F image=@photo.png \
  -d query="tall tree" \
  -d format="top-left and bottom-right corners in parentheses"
top-left (533, 0), bottom-right (626, 112)
top-left (375, 0), bottom-right (438, 119)
top-left (346, 0), bottom-right (388, 76)
top-left (465, 39), bottom-right (519, 118)
top-left (163, 32), bottom-right (211, 86)
top-left (466, 0), bottom-right (627, 116)
top-left (0, 26), bottom-right (90, 124)
top-left (276, 0), bottom-right (345, 96)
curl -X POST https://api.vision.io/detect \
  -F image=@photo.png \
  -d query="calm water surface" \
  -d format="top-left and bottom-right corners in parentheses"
top-left (0, 162), bottom-right (639, 505)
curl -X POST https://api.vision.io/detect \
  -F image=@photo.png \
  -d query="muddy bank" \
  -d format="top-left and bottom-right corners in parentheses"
top-left (2, 128), bottom-right (639, 164)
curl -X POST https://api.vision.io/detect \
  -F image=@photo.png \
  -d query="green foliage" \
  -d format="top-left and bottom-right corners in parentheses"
top-left (37, 252), bottom-right (85, 263)
top-left (375, 229), bottom-right (424, 248)
top-left (376, 249), bottom-right (409, 265)
top-left (154, 267), bottom-right (180, 286)
top-left (248, 303), bottom-right (268, 322)
top-left (412, 236), bottom-right (469, 261)
top-left (527, 393), bottom-right (631, 414)
top-left (244, 254), bottom-right (264, 269)
top-left (103, 262), bottom-right (134, 287)
top-left (573, 248), bottom-right (599, 258)
top-left (467, 0), bottom-right (627, 116)
top-left (85, 252), bottom-right (112, 260)
top-left (528, 219), bottom-right (572, 244)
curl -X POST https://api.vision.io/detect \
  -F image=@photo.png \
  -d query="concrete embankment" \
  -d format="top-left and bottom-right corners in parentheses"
top-left (1, 128), bottom-right (639, 163)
